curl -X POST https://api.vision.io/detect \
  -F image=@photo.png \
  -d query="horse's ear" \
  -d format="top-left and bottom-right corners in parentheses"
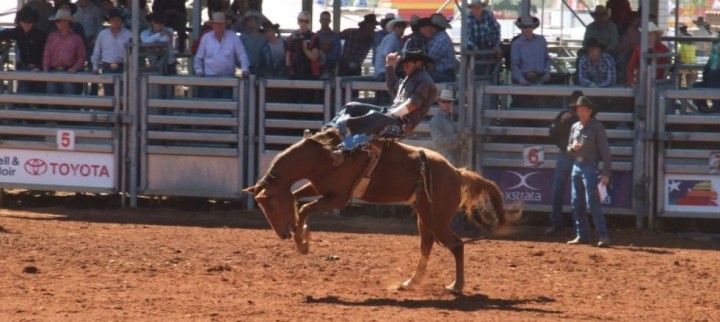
top-left (243, 185), bottom-right (260, 195)
top-left (303, 129), bottom-right (312, 139)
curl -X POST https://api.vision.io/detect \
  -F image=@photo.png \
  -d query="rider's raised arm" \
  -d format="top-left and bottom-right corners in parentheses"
top-left (385, 65), bottom-right (401, 97)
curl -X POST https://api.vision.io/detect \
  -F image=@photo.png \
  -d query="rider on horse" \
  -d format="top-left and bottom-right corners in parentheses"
top-left (329, 47), bottom-right (438, 162)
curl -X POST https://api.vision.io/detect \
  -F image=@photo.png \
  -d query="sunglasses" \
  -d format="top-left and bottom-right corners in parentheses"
top-left (298, 19), bottom-right (309, 23)
top-left (439, 99), bottom-right (453, 104)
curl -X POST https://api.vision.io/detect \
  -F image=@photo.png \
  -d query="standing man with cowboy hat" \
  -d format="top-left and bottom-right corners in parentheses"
top-left (330, 48), bottom-right (437, 156)
top-left (583, 5), bottom-right (619, 58)
top-left (338, 14), bottom-right (379, 77)
top-left (467, 0), bottom-right (502, 78)
top-left (90, 8), bottom-right (131, 96)
top-left (566, 96), bottom-right (612, 248)
top-left (43, 8), bottom-right (86, 95)
top-left (418, 14), bottom-right (457, 82)
top-left (193, 11), bottom-right (250, 99)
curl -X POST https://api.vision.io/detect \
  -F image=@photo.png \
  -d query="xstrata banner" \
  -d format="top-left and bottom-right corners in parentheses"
top-left (0, 148), bottom-right (114, 189)
top-left (483, 167), bottom-right (633, 209)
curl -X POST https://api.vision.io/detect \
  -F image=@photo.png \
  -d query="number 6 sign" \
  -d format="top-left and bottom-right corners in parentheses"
top-left (56, 130), bottom-right (75, 151)
top-left (523, 146), bottom-right (544, 167)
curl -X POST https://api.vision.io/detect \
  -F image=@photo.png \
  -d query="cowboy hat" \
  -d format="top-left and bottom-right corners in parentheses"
top-left (409, 14), bottom-right (420, 26)
top-left (438, 89), bottom-right (455, 101)
top-left (358, 14), bottom-right (379, 27)
top-left (17, 7), bottom-right (39, 23)
top-left (260, 21), bottom-right (280, 33)
top-left (379, 12), bottom-right (396, 28)
top-left (567, 90), bottom-right (585, 108)
top-left (591, 5), bottom-right (611, 18)
top-left (469, 0), bottom-right (490, 7)
top-left (585, 38), bottom-right (606, 51)
top-left (386, 16), bottom-right (408, 32)
top-left (415, 17), bottom-right (433, 28)
top-left (572, 96), bottom-right (598, 117)
top-left (430, 13), bottom-right (452, 30)
top-left (49, 9), bottom-right (76, 23)
top-left (210, 11), bottom-right (227, 23)
top-left (514, 16), bottom-right (540, 29)
top-left (397, 48), bottom-right (434, 66)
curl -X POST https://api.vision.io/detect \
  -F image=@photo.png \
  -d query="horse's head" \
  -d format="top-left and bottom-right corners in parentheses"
top-left (243, 174), bottom-right (297, 240)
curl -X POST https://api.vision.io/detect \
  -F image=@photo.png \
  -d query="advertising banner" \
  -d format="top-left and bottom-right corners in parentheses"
top-left (0, 148), bottom-right (115, 189)
top-left (665, 175), bottom-right (720, 213)
top-left (483, 167), bottom-right (633, 209)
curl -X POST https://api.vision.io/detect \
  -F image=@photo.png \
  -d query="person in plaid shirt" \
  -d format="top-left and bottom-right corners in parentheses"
top-left (418, 15), bottom-right (456, 82)
top-left (577, 39), bottom-right (616, 88)
top-left (466, 0), bottom-right (501, 52)
top-left (338, 14), bottom-right (379, 76)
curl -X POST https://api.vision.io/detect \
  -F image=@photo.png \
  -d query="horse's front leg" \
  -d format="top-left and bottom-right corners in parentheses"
top-left (291, 183), bottom-right (320, 254)
top-left (293, 192), bottom-right (350, 254)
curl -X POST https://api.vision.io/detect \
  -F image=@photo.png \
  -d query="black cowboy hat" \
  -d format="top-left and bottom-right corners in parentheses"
top-left (567, 90), bottom-right (585, 108)
top-left (515, 16), bottom-right (540, 29)
top-left (358, 14), bottom-right (379, 27)
top-left (571, 96), bottom-right (598, 117)
top-left (415, 17), bottom-right (433, 28)
top-left (145, 12), bottom-right (165, 24)
top-left (17, 7), bottom-right (39, 23)
top-left (585, 38), bottom-right (606, 51)
top-left (260, 21), bottom-right (280, 33)
top-left (397, 48), bottom-right (434, 66)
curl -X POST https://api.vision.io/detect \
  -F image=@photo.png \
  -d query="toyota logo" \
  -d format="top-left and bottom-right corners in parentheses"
top-left (24, 158), bottom-right (48, 176)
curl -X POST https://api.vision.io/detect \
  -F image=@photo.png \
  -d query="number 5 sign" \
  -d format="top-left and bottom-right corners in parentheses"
top-left (56, 130), bottom-right (76, 151)
top-left (523, 146), bottom-right (544, 167)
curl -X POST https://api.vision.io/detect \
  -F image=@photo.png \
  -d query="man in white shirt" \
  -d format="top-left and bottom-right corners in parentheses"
top-left (194, 12), bottom-right (250, 99)
top-left (91, 8), bottom-right (131, 96)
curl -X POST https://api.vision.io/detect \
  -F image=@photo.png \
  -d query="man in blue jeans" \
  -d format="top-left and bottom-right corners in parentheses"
top-left (566, 96), bottom-right (612, 248)
top-left (545, 90), bottom-right (583, 235)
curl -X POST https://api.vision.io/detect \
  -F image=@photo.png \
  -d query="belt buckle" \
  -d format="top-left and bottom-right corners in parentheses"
top-left (576, 156), bottom-right (584, 162)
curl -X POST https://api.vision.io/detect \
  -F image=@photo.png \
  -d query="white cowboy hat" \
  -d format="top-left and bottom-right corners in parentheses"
top-left (386, 16), bottom-right (407, 32)
top-left (48, 9), bottom-right (76, 23)
top-left (439, 89), bottom-right (455, 101)
top-left (210, 11), bottom-right (226, 23)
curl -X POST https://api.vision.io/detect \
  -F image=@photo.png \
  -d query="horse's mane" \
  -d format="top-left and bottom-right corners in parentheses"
top-left (306, 127), bottom-right (343, 152)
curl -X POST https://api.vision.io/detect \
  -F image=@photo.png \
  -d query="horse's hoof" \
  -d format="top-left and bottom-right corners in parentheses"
top-left (445, 282), bottom-right (463, 294)
top-left (398, 279), bottom-right (413, 291)
top-left (296, 242), bottom-right (309, 254)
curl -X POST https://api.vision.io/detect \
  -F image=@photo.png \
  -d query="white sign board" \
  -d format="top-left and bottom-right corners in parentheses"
top-left (523, 146), bottom-right (544, 167)
top-left (665, 174), bottom-right (720, 213)
top-left (0, 148), bottom-right (115, 189)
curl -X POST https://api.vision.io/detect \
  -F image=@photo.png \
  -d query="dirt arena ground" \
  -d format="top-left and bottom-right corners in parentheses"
top-left (1, 196), bottom-right (719, 322)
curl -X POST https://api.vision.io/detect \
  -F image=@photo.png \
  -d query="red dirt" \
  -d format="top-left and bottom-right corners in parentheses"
top-left (1, 205), bottom-right (719, 321)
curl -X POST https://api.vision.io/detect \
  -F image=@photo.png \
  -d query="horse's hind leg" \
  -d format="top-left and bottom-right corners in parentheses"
top-left (433, 218), bottom-right (465, 294)
top-left (399, 217), bottom-right (434, 290)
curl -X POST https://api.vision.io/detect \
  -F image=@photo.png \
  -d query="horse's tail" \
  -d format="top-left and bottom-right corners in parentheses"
top-left (458, 168), bottom-right (507, 227)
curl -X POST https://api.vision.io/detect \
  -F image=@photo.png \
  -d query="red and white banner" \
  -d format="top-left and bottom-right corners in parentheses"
top-left (0, 148), bottom-right (114, 189)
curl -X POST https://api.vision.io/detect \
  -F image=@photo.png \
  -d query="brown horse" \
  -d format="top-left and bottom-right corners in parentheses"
top-left (243, 128), bottom-right (508, 293)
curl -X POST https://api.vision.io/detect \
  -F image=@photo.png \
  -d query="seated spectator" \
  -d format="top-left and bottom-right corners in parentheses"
top-left (577, 39), bottom-right (616, 88)
top-left (313, 11), bottom-right (342, 79)
top-left (43, 9), bottom-right (86, 95)
top-left (373, 16), bottom-right (407, 80)
top-left (510, 16), bottom-right (551, 86)
top-left (626, 22), bottom-right (669, 87)
top-left (0, 7), bottom-right (47, 94)
top-left (239, 12), bottom-right (267, 75)
top-left (419, 14), bottom-right (457, 82)
top-left (583, 5), bottom-right (618, 58)
top-left (691, 41), bottom-right (720, 113)
top-left (285, 11), bottom-right (317, 80)
top-left (258, 22), bottom-right (287, 78)
top-left (338, 14), bottom-right (379, 77)
top-left (141, 12), bottom-right (177, 75)
top-left (193, 12), bottom-right (250, 99)
top-left (91, 8), bottom-right (131, 96)
top-left (510, 16), bottom-right (552, 108)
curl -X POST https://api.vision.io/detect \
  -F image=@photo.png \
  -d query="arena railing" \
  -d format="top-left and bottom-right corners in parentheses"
top-left (254, 78), bottom-right (332, 194)
top-left (475, 84), bottom-right (638, 217)
top-left (137, 74), bottom-right (249, 204)
top-left (655, 88), bottom-right (720, 222)
top-left (0, 71), bottom-right (123, 197)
